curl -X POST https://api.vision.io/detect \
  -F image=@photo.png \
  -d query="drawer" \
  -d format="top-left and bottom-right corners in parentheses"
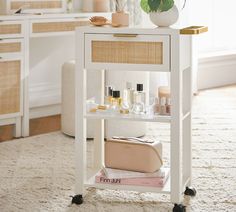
top-left (1, 0), bottom-right (66, 14)
top-left (0, 21), bottom-right (24, 39)
top-left (0, 39), bottom-right (23, 57)
top-left (30, 18), bottom-right (90, 36)
top-left (85, 34), bottom-right (170, 72)
top-left (0, 57), bottom-right (23, 117)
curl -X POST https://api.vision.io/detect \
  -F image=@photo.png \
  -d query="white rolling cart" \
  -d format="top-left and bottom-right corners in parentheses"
top-left (73, 26), bottom-right (207, 211)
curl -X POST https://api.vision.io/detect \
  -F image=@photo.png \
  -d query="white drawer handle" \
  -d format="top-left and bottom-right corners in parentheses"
top-left (74, 16), bottom-right (89, 19)
top-left (113, 34), bottom-right (138, 38)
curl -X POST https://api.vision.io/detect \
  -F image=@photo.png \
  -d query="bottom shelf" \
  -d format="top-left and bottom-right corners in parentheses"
top-left (85, 169), bottom-right (171, 194)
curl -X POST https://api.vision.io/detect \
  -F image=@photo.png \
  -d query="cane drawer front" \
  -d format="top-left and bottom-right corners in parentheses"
top-left (0, 58), bottom-right (22, 116)
top-left (31, 18), bottom-right (90, 35)
top-left (0, 39), bottom-right (23, 57)
top-left (9, 0), bottom-right (66, 13)
top-left (0, 21), bottom-right (24, 39)
top-left (85, 34), bottom-right (170, 72)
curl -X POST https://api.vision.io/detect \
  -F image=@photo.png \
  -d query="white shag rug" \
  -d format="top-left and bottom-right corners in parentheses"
top-left (0, 86), bottom-right (236, 212)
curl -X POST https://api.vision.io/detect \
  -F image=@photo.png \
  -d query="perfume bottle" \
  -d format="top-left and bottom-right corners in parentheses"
top-left (159, 97), bottom-right (167, 115)
top-left (110, 90), bottom-right (122, 112)
top-left (122, 82), bottom-right (134, 109)
top-left (132, 84), bottom-right (146, 114)
top-left (137, 84), bottom-right (146, 103)
top-left (166, 98), bottom-right (171, 115)
top-left (105, 85), bottom-right (113, 105)
top-left (153, 97), bottom-right (160, 114)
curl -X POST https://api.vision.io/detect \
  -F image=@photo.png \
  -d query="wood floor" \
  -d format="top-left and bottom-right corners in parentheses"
top-left (0, 115), bottom-right (61, 142)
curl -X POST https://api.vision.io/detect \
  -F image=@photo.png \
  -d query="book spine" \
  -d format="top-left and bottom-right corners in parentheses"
top-left (95, 176), bottom-right (167, 187)
top-left (103, 168), bottom-right (168, 179)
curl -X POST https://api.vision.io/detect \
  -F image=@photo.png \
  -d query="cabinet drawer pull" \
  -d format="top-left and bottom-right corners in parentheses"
top-left (113, 34), bottom-right (138, 38)
top-left (74, 16), bottom-right (89, 19)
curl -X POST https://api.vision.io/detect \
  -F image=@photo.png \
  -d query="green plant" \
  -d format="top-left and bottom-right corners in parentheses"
top-left (141, 0), bottom-right (174, 13)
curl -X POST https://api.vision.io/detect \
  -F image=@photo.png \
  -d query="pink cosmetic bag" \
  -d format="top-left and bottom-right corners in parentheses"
top-left (105, 139), bottom-right (163, 173)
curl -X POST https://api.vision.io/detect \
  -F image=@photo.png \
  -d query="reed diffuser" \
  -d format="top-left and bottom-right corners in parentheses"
top-left (112, 0), bottom-right (129, 26)
top-left (115, 0), bottom-right (127, 12)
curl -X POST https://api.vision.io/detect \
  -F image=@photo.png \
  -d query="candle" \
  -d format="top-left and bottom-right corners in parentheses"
top-left (94, 0), bottom-right (110, 12)
top-left (158, 86), bottom-right (170, 99)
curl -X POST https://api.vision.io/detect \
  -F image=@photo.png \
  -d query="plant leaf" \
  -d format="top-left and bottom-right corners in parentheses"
top-left (140, 0), bottom-right (150, 13)
top-left (159, 0), bottom-right (174, 12)
top-left (148, 0), bottom-right (161, 12)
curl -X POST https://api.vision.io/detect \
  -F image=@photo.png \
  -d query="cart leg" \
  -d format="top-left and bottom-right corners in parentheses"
top-left (74, 33), bottom-right (87, 204)
top-left (170, 34), bottom-right (183, 205)
top-left (74, 115), bottom-right (87, 205)
top-left (94, 120), bottom-right (104, 169)
top-left (183, 114), bottom-right (192, 186)
top-left (182, 67), bottom-right (192, 187)
top-left (94, 70), bottom-right (105, 170)
top-left (22, 22), bottom-right (30, 137)
top-left (74, 80), bottom-right (87, 204)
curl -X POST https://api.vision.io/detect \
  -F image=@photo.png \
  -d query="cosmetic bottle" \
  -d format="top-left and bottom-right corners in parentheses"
top-left (132, 84), bottom-right (146, 114)
top-left (159, 97), bottom-right (167, 115)
top-left (120, 99), bottom-right (130, 115)
top-left (110, 90), bottom-right (122, 112)
top-left (153, 97), bottom-right (160, 114)
top-left (86, 98), bottom-right (98, 113)
top-left (105, 85), bottom-right (113, 105)
top-left (137, 84), bottom-right (146, 103)
top-left (122, 82), bottom-right (134, 109)
top-left (166, 98), bottom-right (171, 115)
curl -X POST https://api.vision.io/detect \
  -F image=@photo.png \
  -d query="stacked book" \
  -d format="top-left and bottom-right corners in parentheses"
top-left (95, 167), bottom-right (170, 187)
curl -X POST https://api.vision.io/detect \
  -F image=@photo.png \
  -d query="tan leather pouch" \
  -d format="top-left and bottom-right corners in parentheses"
top-left (105, 139), bottom-right (163, 173)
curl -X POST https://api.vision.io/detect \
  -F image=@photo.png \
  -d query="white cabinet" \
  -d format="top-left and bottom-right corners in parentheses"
top-left (0, 19), bottom-right (24, 136)
top-left (0, 0), bottom-right (66, 14)
top-left (85, 33), bottom-right (170, 72)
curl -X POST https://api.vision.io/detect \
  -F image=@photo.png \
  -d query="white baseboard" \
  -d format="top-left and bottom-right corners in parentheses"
top-left (198, 54), bottom-right (236, 90)
top-left (30, 104), bottom-right (61, 119)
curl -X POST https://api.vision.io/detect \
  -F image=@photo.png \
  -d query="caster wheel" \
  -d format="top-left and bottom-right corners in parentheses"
top-left (173, 204), bottom-right (186, 212)
top-left (184, 186), bottom-right (197, 197)
top-left (71, 194), bottom-right (83, 205)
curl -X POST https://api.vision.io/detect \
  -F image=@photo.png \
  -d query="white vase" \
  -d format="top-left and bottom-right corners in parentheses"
top-left (149, 5), bottom-right (179, 27)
